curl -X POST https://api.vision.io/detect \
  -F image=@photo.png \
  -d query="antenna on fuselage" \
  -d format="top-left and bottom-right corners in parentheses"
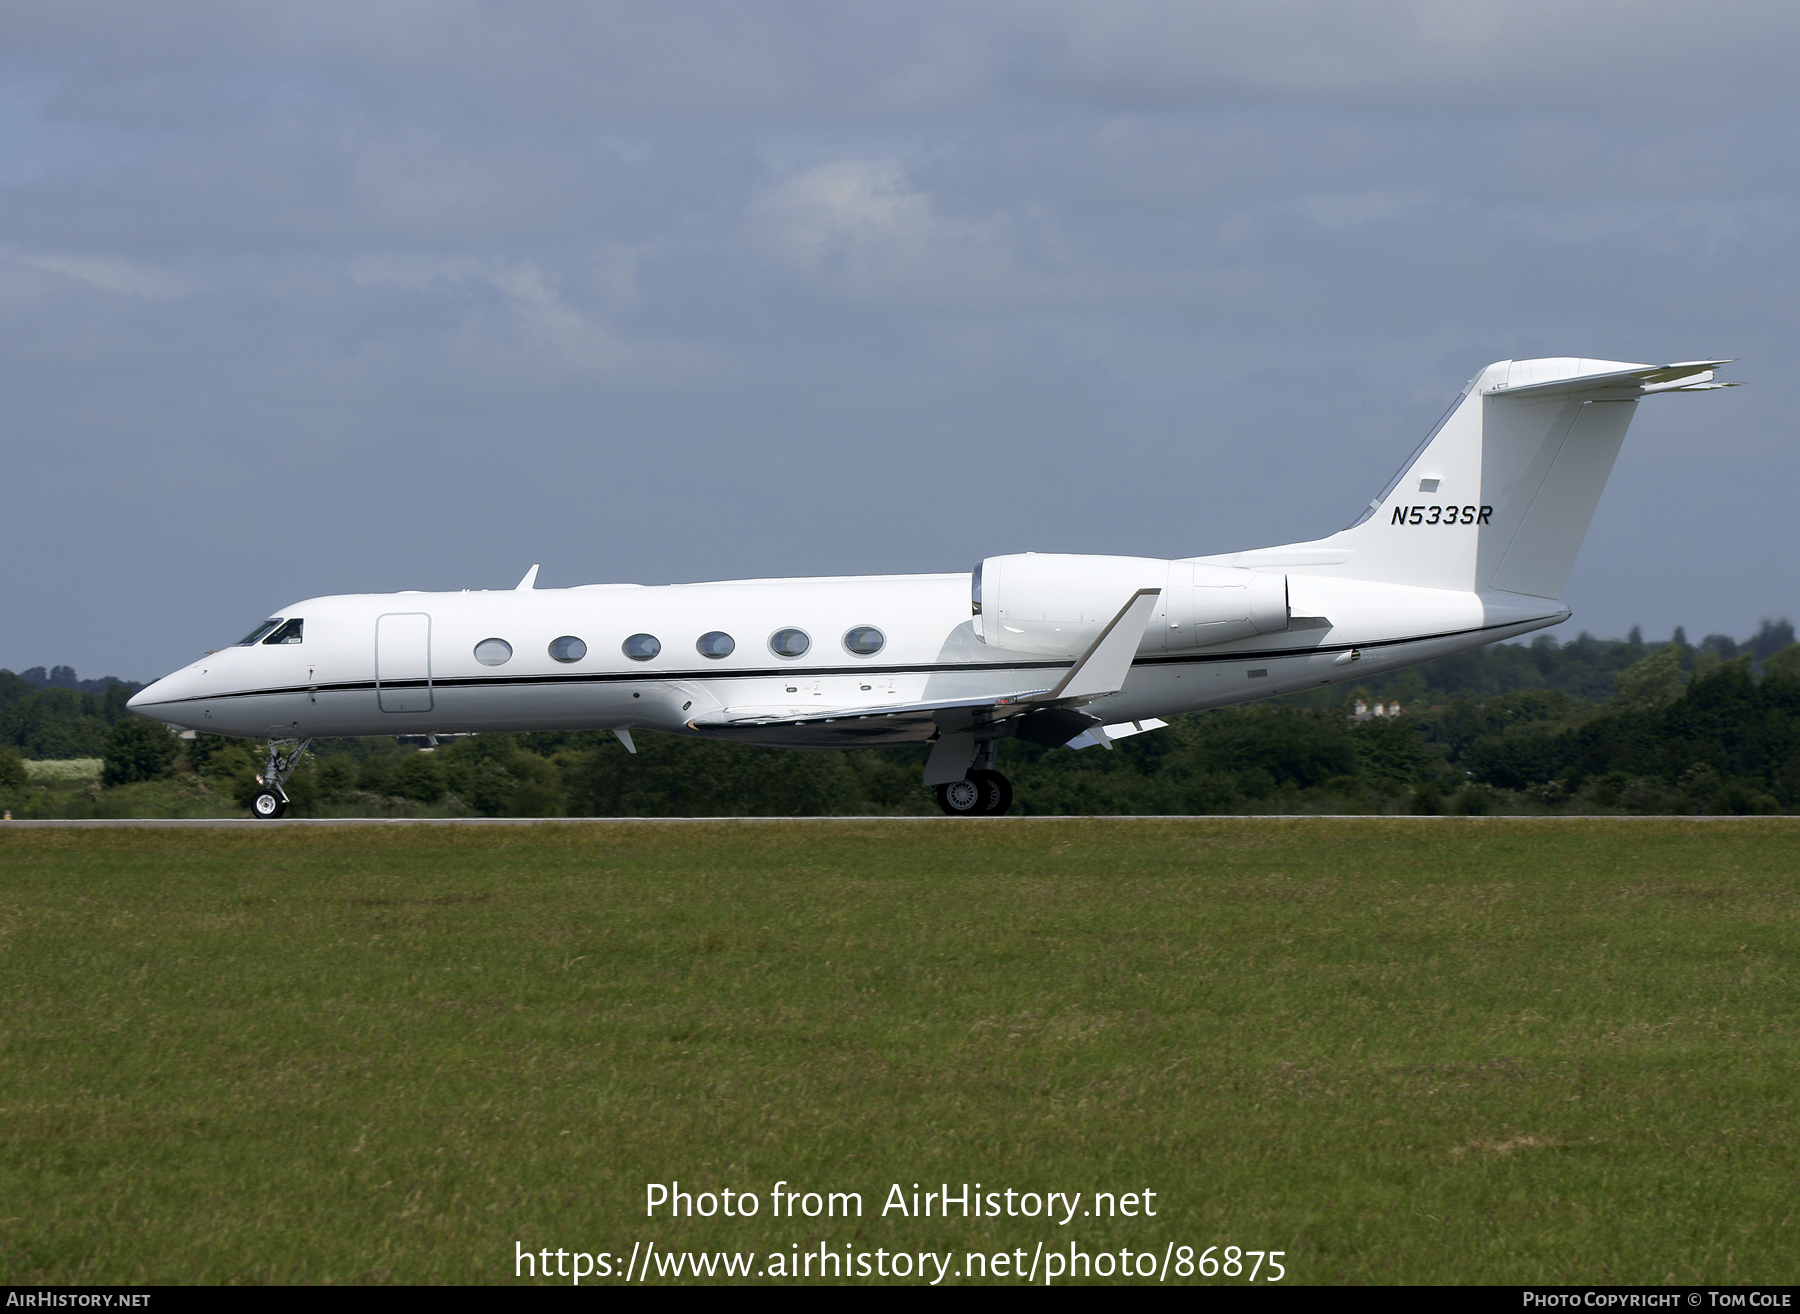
top-left (515, 564), bottom-right (540, 590)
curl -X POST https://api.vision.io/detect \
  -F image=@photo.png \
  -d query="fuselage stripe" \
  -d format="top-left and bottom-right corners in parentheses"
top-left (131, 617), bottom-right (1544, 710)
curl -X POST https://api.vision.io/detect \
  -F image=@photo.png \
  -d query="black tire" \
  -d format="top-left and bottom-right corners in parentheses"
top-left (935, 776), bottom-right (985, 816)
top-left (970, 769), bottom-right (1013, 816)
top-left (251, 790), bottom-right (287, 819)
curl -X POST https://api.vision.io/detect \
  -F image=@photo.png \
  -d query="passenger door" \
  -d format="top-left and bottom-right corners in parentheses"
top-left (376, 613), bottom-right (433, 712)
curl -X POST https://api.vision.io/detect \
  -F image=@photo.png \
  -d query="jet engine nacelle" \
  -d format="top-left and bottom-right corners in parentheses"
top-left (973, 553), bottom-right (1289, 656)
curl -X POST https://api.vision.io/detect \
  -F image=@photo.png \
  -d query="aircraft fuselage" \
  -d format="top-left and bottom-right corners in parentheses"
top-left (130, 570), bottom-right (1563, 745)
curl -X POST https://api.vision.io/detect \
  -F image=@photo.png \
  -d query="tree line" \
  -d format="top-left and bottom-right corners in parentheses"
top-left (2, 620), bottom-right (1797, 816)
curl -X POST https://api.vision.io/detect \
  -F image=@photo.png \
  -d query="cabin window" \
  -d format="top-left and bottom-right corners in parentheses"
top-left (843, 625), bottom-right (885, 656)
top-left (623, 633), bottom-right (661, 661)
top-left (263, 619), bottom-right (304, 645)
top-left (548, 635), bottom-right (587, 663)
top-left (474, 638), bottom-right (513, 666)
top-left (697, 631), bottom-right (735, 658)
top-left (768, 628), bottom-right (811, 658)
top-left (236, 619), bottom-right (282, 646)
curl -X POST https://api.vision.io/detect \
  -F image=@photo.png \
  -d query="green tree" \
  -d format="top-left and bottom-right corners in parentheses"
top-left (357, 755), bottom-right (398, 794)
top-left (101, 717), bottom-right (180, 786)
top-left (1, 686), bottom-right (111, 758)
top-left (313, 757), bottom-right (358, 798)
top-left (441, 735), bottom-right (524, 815)
top-left (1612, 644), bottom-right (1686, 711)
top-left (505, 753), bottom-right (563, 817)
top-left (1351, 715), bottom-right (1442, 792)
top-left (197, 740), bottom-right (261, 794)
top-left (184, 733), bottom-right (235, 774)
top-left (0, 749), bottom-right (28, 791)
top-left (390, 752), bottom-right (447, 805)
top-left (1761, 643), bottom-right (1800, 683)
top-left (1749, 619), bottom-right (1797, 662)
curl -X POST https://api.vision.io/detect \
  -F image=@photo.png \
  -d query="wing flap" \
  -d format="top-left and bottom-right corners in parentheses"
top-left (1067, 717), bottom-right (1170, 751)
top-left (688, 687), bottom-right (1051, 731)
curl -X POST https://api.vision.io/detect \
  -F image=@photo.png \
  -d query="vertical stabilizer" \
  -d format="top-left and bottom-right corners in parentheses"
top-left (1202, 357), bottom-right (1734, 600)
top-left (1478, 391), bottom-right (1636, 599)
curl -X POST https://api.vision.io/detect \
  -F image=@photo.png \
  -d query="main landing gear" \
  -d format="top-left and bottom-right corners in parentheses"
top-left (250, 738), bottom-right (312, 819)
top-left (935, 769), bottom-right (1013, 817)
top-left (929, 733), bottom-right (1013, 816)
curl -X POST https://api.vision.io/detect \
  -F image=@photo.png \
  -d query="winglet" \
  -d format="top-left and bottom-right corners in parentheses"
top-left (516, 564), bottom-right (540, 591)
top-left (1037, 589), bottom-right (1160, 703)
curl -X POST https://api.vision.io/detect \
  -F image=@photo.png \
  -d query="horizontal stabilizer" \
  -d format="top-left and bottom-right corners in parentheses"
top-left (1484, 360), bottom-right (1734, 400)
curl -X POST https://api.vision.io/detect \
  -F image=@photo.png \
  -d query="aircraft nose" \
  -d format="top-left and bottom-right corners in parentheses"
top-left (128, 674), bottom-right (182, 714)
top-left (126, 672), bottom-right (209, 732)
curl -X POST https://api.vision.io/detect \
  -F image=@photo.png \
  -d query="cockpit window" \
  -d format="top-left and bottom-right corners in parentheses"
top-left (263, 619), bottom-right (304, 645)
top-left (236, 619), bottom-right (282, 645)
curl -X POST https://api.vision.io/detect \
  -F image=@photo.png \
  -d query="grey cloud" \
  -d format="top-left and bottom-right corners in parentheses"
top-left (1005, 0), bottom-right (1800, 117)
top-left (11, 2), bottom-right (1800, 129)
top-left (0, 2), bottom-right (1795, 679)
top-left (2, 123), bottom-right (762, 252)
top-left (3, 2), bottom-right (990, 128)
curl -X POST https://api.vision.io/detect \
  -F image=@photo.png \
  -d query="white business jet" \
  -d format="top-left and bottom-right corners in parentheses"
top-left (130, 356), bottom-right (1734, 818)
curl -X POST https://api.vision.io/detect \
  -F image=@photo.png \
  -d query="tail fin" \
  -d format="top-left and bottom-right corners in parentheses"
top-left (1204, 358), bottom-right (1736, 599)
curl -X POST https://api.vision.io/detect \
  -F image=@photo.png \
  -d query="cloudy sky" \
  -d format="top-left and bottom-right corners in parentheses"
top-left (3, 1), bottom-right (1795, 680)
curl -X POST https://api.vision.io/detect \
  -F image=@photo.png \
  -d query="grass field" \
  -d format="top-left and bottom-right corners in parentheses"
top-left (1, 819), bottom-right (1795, 1285)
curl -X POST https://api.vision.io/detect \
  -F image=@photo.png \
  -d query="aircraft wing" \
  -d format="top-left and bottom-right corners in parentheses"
top-left (687, 588), bottom-right (1163, 748)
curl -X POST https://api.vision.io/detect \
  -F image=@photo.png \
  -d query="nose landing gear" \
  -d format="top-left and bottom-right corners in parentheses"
top-left (934, 769), bottom-right (1013, 816)
top-left (250, 738), bottom-right (312, 820)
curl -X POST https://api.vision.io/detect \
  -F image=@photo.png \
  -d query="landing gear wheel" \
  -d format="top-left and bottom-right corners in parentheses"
top-left (970, 769), bottom-right (1013, 816)
top-left (252, 739), bottom-right (310, 820)
top-left (935, 771), bottom-right (1013, 816)
top-left (935, 776), bottom-right (985, 816)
